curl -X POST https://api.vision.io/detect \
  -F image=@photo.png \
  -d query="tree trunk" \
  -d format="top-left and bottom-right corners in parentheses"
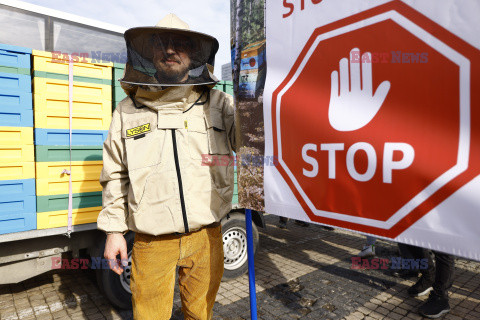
top-left (233, 0), bottom-right (243, 97)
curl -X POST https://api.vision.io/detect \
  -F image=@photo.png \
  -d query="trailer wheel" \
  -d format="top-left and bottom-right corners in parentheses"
top-left (95, 231), bottom-right (134, 310)
top-left (221, 213), bottom-right (259, 281)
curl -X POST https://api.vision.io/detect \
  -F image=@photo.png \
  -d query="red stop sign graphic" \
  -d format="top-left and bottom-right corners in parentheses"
top-left (272, 2), bottom-right (480, 238)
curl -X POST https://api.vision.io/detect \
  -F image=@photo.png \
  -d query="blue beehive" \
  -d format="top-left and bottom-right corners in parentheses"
top-left (0, 44), bottom-right (33, 128)
top-left (34, 128), bottom-right (109, 146)
top-left (0, 72), bottom-right (31, 91)
top-left (0, 43), bottom-right (36, 234)
top-left (0, 44), bottom-right (31, 75)
top-left (0, 179), bottom-right (36, 234)
top-left (0, 106), bottom-right (34, 127)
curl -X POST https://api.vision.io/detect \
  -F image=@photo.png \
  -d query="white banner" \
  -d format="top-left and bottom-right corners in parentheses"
top-left (264, 0), bottom-right (480, 260)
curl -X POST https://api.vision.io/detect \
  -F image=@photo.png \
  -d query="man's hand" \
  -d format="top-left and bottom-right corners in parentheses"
top-left (104, 233), bottom-right (128, 275)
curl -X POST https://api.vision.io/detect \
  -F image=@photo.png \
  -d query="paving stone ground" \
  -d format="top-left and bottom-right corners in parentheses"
top-left (1, 214), bottom-right (479, 320)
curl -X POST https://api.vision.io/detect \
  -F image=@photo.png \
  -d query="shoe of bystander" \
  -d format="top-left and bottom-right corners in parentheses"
top-left (357, 245), bottom-right (375, 258)
top-left (408, 275), bottom-right (434, 297)
top-left (418, 291), bottom-right (450, 318)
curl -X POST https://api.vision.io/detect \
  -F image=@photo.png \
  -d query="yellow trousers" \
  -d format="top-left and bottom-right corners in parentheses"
top-left (130, 224), bottom-right (224, 320)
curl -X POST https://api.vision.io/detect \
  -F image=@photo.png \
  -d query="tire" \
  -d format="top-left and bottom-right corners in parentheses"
top-left (94, 231), bottom-right (134, 310)
top-left (221, 212), bottom-right (259, 281)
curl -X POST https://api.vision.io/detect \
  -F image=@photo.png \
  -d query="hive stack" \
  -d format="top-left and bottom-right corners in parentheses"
top-left (213, 81), bottom-right (234, 96)
top-left (0, 44), bottom-right (36, 234)
top-left (233, 167), bottom-right (238, 204)
top-left (32, 50), bottom-right (112, 229)
top-left (112, 63), bottom-right (127, 110)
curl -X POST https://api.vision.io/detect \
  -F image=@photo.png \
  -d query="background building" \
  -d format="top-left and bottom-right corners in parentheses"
top-left (221, 62), bottom-right (232, 81)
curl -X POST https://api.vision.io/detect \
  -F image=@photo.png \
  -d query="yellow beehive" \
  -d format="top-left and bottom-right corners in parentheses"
top-left (34, 111), bottom-right (111, 130)
top-left (32, 50), bottom-right (113, 80)
top-left (0, 145), bottom-right (34, 163)
top-left (35, 161), bottom-right (103, 195)
top-left (36, 206), bottom-right (102, 229)
top-left (33, 96), bottom-right (112, 119)
top-left (0, 162), bottom-right (35, 180)
top-left (0, 127), bottom-right (33, 145)
top-left (33, 77), bottom-right (112, 104)
top-left (33, 78), bottom-right (112, 130)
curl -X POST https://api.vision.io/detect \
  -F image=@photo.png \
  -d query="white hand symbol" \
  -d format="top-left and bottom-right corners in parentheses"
top-left (328, 48), bottom-right (391, 131)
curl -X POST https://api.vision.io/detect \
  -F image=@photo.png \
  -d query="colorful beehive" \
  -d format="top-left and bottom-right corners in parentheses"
top-left (32, 50), bottom-right (111, 143)
top-left (233, 167), bottom-right (238, 205)
top-left (32, 58), bottom-right (113, 130)
top-left (32, 50), bottom-right (112, 229)
top-left (0, 44), bottom-right (36, 234)
top-left (32, 50), bottom-right (112, 82)
top-left (214, 81), bottom-right (234, 96)
top-left (0, 179), bottom-right (36, 234)
top-left (0, 44), bottom-right (31, 75)
top-left (0, 45), bottom-right (33, 127)
top-left (113, 63), bottom-right (127, 110)
top-left (36, 206), bottom-right (103, 229)
top-left (34, 129), bottom-right (108, 146)
top-left (239, 40), bottom-right (266, 99)
top-left (34, 158), bottom-right (104, 229)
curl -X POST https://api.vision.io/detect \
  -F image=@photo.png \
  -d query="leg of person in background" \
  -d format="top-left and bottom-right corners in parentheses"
top-left (392, 243), bottom-right (422, 278)
top-left (294, 219), bottom-right (309, 227)
top-left (278, 216), bottom-right (288, 229)
top-left (357, 236), bottom-right (376, 258)
top-left (408, 246), bottom-right (435, 297)
top-left (418, 252), bottom-right (455, 319)
top-left (398, 242), bottom-right (417, 260)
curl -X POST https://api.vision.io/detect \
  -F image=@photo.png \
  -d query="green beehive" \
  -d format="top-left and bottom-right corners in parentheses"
top-left (36, 192), bottom-right (102, 213)
top-left (233, 167), bottom-right (238, 204)
top-left (35, 145), bottom-right (103, 162)
top-left (214, 81), bottom-right (234, 96)
top-left (113, 63), bottom-right (128, 110)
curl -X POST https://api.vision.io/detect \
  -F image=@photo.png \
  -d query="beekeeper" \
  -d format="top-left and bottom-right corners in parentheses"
top-left (97, 13), bottom-right (235, 320)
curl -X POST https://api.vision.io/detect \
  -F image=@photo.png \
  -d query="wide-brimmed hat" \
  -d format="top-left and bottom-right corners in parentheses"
top-left (120, 13), bottom-right (219, 88)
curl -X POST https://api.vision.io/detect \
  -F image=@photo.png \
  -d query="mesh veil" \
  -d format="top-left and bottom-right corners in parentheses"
top-left (120, 26), bottom-right (219, 91)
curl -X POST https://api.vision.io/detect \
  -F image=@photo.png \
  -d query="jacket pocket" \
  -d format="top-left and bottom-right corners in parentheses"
top-left (205, 108), bottom-right (230, 155)
top-left (187, 116), bottom-right (209, 160)
top-left (131, 171), bottom-right (177, 233)
top-left (122, 118), bottom-right (164, 171)
top-left (204, 109), bottom-right (233, 199)
top-left (137, 171), bottom-right (175, 210)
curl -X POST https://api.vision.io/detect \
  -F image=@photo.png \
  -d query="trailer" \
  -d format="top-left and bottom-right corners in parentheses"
top-left (0, 0), bottom-right (263, 310)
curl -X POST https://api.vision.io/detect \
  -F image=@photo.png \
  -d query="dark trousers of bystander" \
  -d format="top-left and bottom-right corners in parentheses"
top-left (399, 244), bottom-right (455, 297)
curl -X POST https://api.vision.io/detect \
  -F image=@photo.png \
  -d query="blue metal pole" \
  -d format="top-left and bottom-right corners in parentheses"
top-left (245, 209), bottom-right (258, 319)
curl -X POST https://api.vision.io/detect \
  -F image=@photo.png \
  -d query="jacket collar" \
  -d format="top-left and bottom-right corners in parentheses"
top-left (134, 85), bottom-right (204, 113)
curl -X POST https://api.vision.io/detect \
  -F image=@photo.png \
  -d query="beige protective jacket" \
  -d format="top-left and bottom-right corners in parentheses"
top-left (97, 85), bottom-right (235, 235)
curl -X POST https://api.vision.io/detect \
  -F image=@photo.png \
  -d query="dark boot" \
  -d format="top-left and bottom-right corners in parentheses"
top-left (278, 217), bottom-right (288, 229)
top-left (391, 268), bottom-right (419, 279)
top-left (408, 274), bottom-right (434, 297)
top-left (418, 291), bottom-right (450, 318)
top-left (294, 220), bottom-right (309, 227)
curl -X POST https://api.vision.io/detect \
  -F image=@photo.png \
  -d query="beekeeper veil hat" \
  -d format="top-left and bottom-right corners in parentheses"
top-left (120, 13), bottom-right (219, 91)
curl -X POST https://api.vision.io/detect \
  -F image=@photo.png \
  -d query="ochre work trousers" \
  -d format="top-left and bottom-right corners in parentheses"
top-left (130, 224), bottom-right (224, 320)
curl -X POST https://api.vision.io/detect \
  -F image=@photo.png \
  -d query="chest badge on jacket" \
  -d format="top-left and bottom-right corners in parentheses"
top-left (126, 123), bottom-right (151, 139)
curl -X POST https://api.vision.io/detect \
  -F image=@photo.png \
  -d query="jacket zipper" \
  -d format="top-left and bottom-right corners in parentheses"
top-left (171, 129), bottom-right (189, 233)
